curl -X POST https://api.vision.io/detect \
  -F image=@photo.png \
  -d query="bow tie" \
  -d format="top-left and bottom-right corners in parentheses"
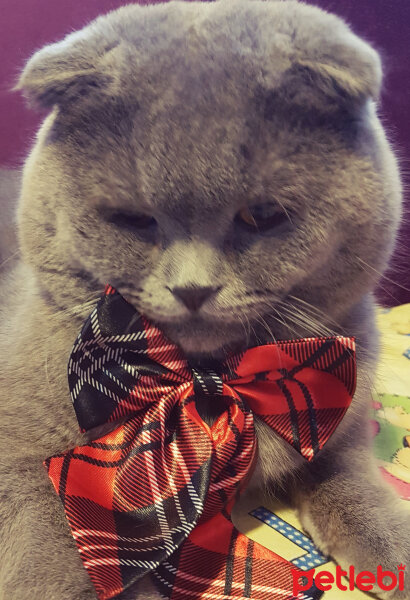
top-left (45, 285), bottom-right (356, 600)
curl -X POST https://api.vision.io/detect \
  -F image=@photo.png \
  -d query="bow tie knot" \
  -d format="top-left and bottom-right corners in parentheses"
top-left (192, 368), bottom-right (224, 397)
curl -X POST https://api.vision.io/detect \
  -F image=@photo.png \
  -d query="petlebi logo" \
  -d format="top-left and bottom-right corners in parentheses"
top-left (293, 564), bottom-right (406, 595)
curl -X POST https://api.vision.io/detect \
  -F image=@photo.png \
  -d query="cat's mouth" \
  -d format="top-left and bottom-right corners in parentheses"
top-left (157, 315), bottom-right (248, 358)
top-left (113, 287), bottom-right (245, 356)
top-left (119, 289), bottom-right (274, 358)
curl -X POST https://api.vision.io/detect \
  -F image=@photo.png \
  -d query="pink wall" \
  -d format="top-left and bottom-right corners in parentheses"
top-left (1, 0), bottom-right (409, 303)
top-left (0, 0), bottom-right (163, 167)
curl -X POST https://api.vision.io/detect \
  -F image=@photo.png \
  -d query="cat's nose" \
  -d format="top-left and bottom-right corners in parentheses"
top-left (171, 285), bottom-right (221, 312)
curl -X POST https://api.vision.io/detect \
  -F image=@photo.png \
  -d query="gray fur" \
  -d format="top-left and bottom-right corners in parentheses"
top-left (0, 169), bottom-right (20, 273)
top-left (1, 1), bottom-right (408, 598)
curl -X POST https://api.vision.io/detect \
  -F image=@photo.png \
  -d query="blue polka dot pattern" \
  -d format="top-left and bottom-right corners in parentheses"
top-left (250, 507), bottom-right (329, 571)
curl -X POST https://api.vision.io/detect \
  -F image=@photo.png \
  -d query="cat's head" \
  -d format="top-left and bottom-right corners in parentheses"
top-left (16, 0), bottom-right (401, 356)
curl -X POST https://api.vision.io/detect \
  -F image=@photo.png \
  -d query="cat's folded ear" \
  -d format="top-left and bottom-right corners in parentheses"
top-left (14, 31), bottom-right (123, 110)
top-left (262, 23), bottom-right (382, 118)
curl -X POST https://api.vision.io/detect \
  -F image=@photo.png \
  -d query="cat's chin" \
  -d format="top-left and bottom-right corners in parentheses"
top-left (158, 319), bottom-right (247, 359)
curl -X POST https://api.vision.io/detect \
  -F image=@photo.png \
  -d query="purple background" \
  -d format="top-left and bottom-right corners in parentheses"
top-left (1, 0), bottom-right (409, 304)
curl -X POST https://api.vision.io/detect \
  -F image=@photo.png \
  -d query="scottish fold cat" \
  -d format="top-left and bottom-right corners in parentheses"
top-left (0, 1), bottom-right (408, 598)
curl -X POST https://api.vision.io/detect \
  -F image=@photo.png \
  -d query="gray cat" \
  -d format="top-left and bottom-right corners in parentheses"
top-left (0, 0), bottom-right (408, 598)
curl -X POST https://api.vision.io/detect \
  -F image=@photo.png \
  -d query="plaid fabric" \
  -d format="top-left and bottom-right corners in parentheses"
top-left (45, 286), bottom-right (356, 600)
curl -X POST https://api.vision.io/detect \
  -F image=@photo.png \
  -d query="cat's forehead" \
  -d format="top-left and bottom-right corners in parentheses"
top-left (94, 119), bottom-right (288, 219)
top-left (34, 0), bottom-right (381, 223)
top-left (82, 92), bottom-right (310, 220)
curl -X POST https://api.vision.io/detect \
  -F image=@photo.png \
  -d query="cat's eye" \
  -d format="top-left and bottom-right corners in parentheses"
top-left (106, 211), bottom-right (156, 231)
top-left (236, 204), bottom-right (291, 232)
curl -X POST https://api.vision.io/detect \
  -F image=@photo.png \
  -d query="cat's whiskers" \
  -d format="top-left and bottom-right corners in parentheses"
top-left (242, 312), bottom-right (253, 346)
top-left (0, 250), bottom-right (20, 271)
top-left (253, 308), bottom-right (278, 345)
top-left (60, 296), bottom-right (100, 318)
top-left (288, 295), bottom-right (342, 330)
top-left (278, 301), bottom-right (337, 338)
top-left (275, 294), bottom-right (344, 337)
top-left (355, 256), bottom-right (410, 293)
top-left (214, 297), bottom-right (299, 339)
top-left (250, 322), bottom-right (262, 346)
top-left (242, 297), bottom-right (300, 338)
top-left (276, 298), bottom-right (373, 362)
top-left (262, 301), bottom-right (291, 332)
top-left (276, 198), bottom-right (293, 225)
top-left (264, 308), bottom-right (300, 339)
top-left (237, 313), bottom-right (250, 347)
top-left (355, 255), bottom-right (410, 306)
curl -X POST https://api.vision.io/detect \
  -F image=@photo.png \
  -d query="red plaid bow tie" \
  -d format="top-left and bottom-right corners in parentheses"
top-left (45, 285), bottom-right (356, 600)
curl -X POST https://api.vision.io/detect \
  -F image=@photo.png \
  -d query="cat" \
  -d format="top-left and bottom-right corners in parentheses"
top-left (0, 0), bottom-right (409, 598)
